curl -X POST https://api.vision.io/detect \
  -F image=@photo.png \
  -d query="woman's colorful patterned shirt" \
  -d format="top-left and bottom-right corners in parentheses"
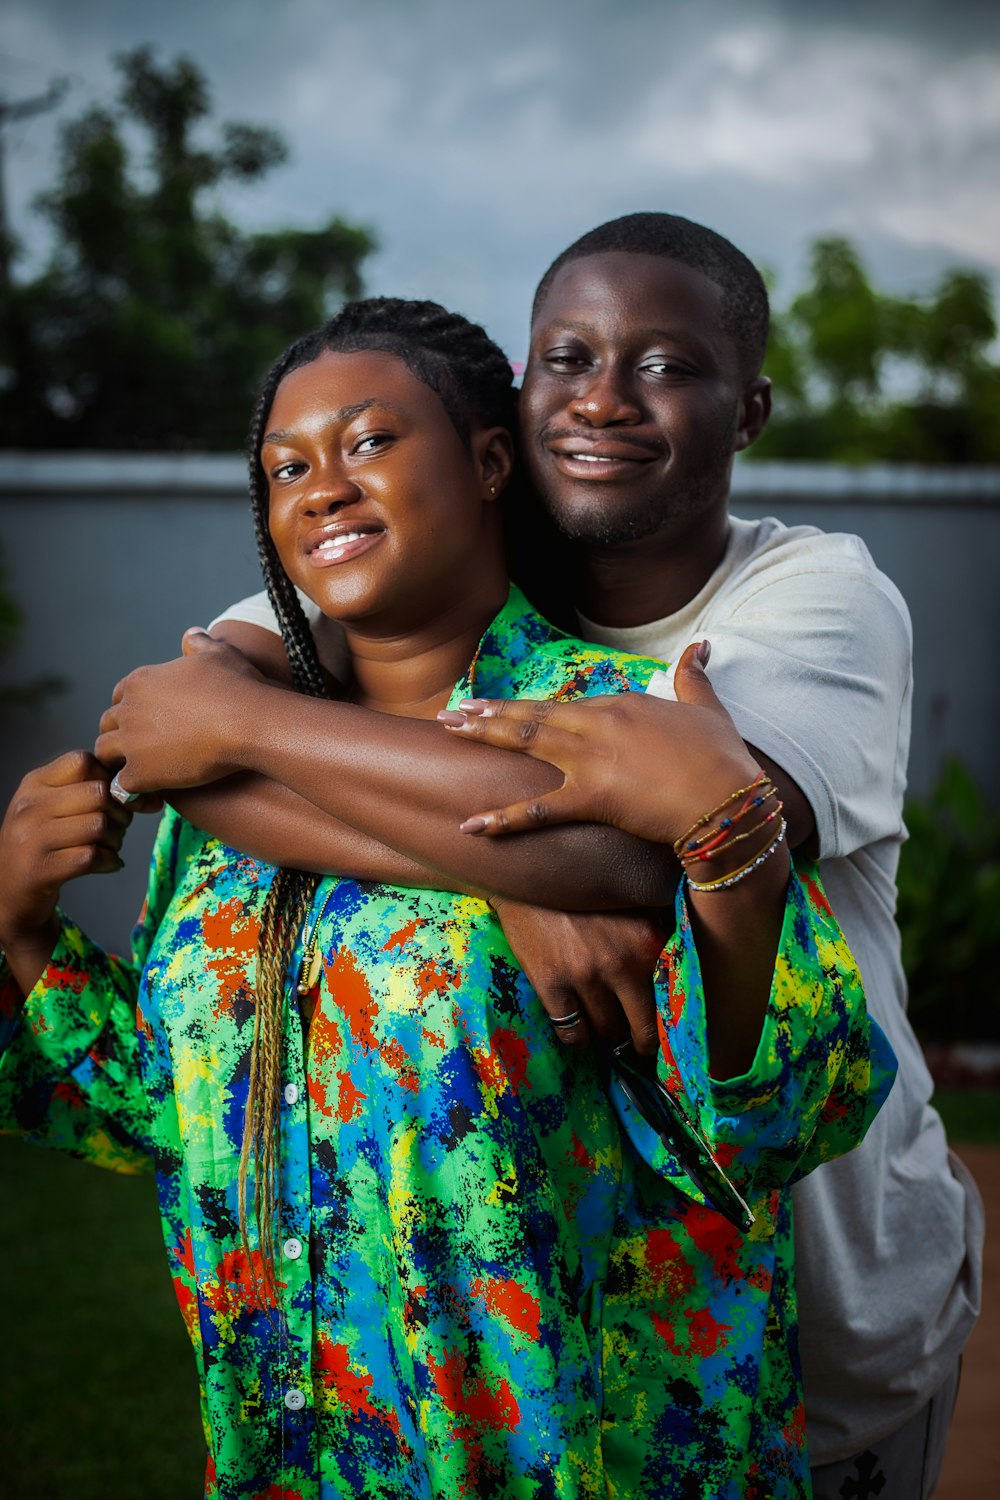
top-left (0, 587), bottom-right (895, 1499)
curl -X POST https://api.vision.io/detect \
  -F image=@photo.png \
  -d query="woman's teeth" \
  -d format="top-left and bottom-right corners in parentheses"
top-left (318, 532), bottom-right (366, 550)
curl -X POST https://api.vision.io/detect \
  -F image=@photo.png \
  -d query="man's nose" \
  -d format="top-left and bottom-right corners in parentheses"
top-left (568, 365), bottom-right (642, 426)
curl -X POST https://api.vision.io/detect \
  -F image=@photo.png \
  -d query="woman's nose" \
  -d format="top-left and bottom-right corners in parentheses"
top-left (299, 473), bottom-right (363, 516)
top-left (568, 366), bottom-right (642, 427)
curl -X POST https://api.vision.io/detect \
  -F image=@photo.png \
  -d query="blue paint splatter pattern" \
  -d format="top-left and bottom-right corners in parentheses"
top-left (0, 587), bottom-right (895, 1498)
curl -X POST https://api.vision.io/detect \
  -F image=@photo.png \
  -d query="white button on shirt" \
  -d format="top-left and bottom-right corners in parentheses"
top-left (284, 1083), bottom-right (299, 1105)
top-left (284, 1388), bottom-right (306, 1411)
top-left (283, 1237), bottom-right (303, 1261)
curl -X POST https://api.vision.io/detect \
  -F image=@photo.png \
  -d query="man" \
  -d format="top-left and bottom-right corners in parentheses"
top-left (434, 214), bottom-right (984, 1499)
top-left (113, 214), bottom-right (982, 1496)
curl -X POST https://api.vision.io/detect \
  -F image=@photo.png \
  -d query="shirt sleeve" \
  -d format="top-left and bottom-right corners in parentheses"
top-left (209, 589), bottom-right (351, 681)
top-left (617, 858), bottom-right (896, 1217)
top-left (0, 808), bottom-right (194, 1172)
top-left (647, 562), bottom-right (913, 860)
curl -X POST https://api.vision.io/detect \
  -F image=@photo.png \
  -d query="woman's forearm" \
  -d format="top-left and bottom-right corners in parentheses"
top-left (97, 643), bottom-right (672, 908)
top-left (172, 746), bottom-right (671, 911)
top-left (172, 776), bottom-right (443, 888)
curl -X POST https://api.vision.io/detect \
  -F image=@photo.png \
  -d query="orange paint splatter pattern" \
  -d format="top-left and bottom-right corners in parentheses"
top-left (0, 589), bottom-right (895, 1498)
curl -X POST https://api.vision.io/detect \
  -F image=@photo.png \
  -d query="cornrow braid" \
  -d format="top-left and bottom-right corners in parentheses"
top-left (239, 297), bottom-right (519, 1303)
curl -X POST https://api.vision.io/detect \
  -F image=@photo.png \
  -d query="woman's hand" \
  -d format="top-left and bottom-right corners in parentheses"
top-left (95, 630), bottom-right (270, 797)
top-left (0, 752), bottom-right (132, 992)
top-left (491, 897), bottom-right (670, 1055)
top-left (439, 641), bottom-right (762, 846)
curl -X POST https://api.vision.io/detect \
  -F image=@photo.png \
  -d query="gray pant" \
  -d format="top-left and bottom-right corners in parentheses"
top-left (810, 1360), bottom-right (962, 1500)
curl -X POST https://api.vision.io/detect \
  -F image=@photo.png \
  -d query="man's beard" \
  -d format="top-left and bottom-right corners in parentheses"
top-left (543, 463), bottom-right (730, 548)
top-left (545, 492), bottom-right (668, 546)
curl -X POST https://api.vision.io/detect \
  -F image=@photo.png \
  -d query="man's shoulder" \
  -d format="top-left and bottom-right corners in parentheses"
top-left (718, 515), bottom-right (910, 630)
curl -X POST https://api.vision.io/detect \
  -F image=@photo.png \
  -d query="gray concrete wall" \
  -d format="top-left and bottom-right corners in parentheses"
top-left (1, 452), bottom-right (998, 951)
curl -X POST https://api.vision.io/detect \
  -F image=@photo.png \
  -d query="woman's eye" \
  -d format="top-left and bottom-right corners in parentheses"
top-left (271, 460), bottom-right (305, 481)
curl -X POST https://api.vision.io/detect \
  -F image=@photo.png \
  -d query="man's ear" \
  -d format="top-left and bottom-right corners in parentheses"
top-left (475, 426), bottom-right (515, 500)
top-left (734, 377), bottom-right (772, 452)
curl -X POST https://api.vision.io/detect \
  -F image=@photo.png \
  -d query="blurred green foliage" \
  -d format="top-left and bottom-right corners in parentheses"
top-left (897, 759), bottom-right (1000, 1043)
top-left (0, 548), bottom-right (64, 713)
top-left (756, 238), bottom-right (1000, 463)
top-left (0, 47), bottom-right (376, 451)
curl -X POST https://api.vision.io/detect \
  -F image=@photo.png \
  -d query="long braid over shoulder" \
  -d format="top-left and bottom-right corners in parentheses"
top-left (240, 298), bottom-right (517, 1298)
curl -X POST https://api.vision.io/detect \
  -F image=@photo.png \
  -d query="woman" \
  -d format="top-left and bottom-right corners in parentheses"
top-left (0, 299), bottom-right (893, 1499)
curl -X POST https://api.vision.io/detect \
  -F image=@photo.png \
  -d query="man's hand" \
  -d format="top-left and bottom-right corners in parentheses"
top-left (439, 641), bottom-right (762, 846)
top-left (95, 631), bottom-right (269, 797)
top-left (0, 752), bottom-right (132, 992)
top-left (491, 897), bottom-right (670, 1055)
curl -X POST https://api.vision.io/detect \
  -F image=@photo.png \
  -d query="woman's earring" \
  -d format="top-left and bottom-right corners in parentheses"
top-left (489, 484), bottom-right (497, 497)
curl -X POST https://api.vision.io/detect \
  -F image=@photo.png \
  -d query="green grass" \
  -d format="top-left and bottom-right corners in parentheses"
top-left (932, 1087), bottom-right (1000, 1145)
top-left (3, 1088), bottom-right (996, 1497)
top-left (0, 1134), bottom-right (205, 1499)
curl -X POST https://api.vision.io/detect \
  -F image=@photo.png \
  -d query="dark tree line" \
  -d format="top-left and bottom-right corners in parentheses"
top-left (756, 237), bottom-right (1000, 464)
top-left (1, 48), bottom-right (996, 460)
top-left (0, 48), bottom-right (375, 450)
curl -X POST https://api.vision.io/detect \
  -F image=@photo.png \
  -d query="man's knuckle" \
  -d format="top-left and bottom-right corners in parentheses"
top-left (632, 1020), bottom-right (660, 1055)
top-left (10, 789), bottom-right (36, 822)
top-left (557, 1029), bottom-right (587, 1050)
top-left (88, 811), bottom-right (112, 840)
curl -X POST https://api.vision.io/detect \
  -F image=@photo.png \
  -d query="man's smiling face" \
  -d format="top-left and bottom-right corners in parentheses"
top-left (520, 250), bottom-right (765, 550)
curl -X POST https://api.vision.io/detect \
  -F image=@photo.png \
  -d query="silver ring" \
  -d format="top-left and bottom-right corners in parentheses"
top-left (110, 772), bottom-right (138, 806)
top-left (550, 1009), bottom-right (581, 1030)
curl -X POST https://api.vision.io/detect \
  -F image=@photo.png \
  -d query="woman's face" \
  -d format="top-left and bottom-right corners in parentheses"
top-left (263, 349), bottom-right (510, 630)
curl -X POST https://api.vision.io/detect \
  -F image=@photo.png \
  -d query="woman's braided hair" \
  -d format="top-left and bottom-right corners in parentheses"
top-left (240, 297), bottom-right (517, 1296)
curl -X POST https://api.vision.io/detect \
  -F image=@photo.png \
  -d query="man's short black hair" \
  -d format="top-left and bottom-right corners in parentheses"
top-left (532, 212), bottom-right (770, 379)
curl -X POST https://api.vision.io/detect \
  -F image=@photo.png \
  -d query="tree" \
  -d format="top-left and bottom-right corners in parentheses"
top-left (0, 544), bottom-right (64, 713)
top-left (0, 48), bottom-right (376, 450)
top-left (754, 237), bottom-right (1000, 464)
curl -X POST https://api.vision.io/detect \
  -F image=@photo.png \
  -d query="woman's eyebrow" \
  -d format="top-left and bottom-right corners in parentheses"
top-left (262, 398), bottom-right (406, 446)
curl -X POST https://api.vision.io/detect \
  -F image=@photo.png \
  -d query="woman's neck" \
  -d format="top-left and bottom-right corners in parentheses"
top-left (342, 578), bottom-right (508, 719)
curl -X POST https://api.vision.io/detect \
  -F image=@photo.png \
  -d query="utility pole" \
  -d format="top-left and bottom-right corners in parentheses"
top-left (0, 78), bottom-right (68, 293)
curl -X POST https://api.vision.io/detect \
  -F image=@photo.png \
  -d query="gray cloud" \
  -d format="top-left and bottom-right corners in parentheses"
top-left (2, 0), bottom-right (997, 363)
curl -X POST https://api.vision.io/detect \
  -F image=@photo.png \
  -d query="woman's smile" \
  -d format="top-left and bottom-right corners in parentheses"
top-left (305, 520), bottom-right (386, 567)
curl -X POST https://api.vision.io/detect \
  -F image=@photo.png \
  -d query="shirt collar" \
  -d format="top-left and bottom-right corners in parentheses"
top-left (448, 584), bottom-right (561, 708)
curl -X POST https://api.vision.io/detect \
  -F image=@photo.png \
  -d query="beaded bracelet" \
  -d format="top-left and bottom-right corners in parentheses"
top-left (680, 803), bottom-right (783, 865)
top-left (686, 819), bottom-right (788, 893)
top-left (674, 772), bottom-right (776, 860)
top-left (672, 770), bottom-right (768, 857)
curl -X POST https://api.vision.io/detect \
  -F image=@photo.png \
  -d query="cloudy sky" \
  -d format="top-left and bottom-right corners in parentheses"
top-left (2, 0), bottom-right (998, 362)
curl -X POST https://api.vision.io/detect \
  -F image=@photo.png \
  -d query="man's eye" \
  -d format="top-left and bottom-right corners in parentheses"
top-left (641, 359), bottom-right (688, 377)
top-left (354, 432), bottom-right (392, 454)
top-left (544, 349), bottom-right (588, 371)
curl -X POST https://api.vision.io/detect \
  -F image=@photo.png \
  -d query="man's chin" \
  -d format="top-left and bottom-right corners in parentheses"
top-left (543, 494), bottom-right (668, 548)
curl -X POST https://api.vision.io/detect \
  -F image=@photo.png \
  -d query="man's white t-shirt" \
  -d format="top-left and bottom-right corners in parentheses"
top-left (581, 516), bottom-right (983, 1462)
top-left (212, 515), bottom-right (983, 1463)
